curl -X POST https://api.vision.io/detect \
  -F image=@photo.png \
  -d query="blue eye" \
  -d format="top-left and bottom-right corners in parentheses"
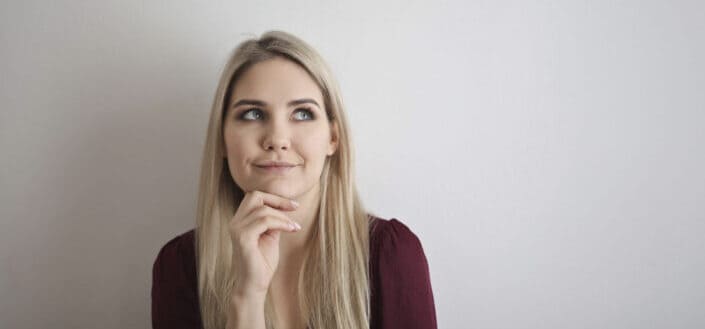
top-left (239, 108), bottom-right (263, 121)
top-left (293, 108), bottom-right (315, 120)
top-left (238, 108), bottom-right (315, 121)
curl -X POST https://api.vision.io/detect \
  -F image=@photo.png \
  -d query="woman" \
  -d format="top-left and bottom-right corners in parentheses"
top-left (151, 30), bottom-right (437, 329)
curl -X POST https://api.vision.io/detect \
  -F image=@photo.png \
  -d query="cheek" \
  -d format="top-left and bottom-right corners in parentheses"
top-left (298, 131), bottom-right (331, 158)
top-left (224, 131), bottom-right (251, 162)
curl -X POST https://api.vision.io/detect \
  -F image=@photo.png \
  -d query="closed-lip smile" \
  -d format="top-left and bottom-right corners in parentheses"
top-left (254, 161), bottom-right (298, 168)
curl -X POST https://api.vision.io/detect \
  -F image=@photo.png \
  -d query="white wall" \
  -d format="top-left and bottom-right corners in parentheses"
top-left (2, 1), bottom-right (704, 328)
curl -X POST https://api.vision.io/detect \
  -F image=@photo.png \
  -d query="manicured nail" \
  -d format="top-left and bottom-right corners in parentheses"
top-left (293, 222), bottom-right (302, 230)
top-left (290, 200), bottom-right (300, 208)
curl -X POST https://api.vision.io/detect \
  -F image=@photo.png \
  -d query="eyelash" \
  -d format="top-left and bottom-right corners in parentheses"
top-left (237, 107), bottom-right (316, 121)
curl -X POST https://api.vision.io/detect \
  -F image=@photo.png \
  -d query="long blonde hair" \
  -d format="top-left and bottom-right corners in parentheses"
top-left (195, 30), bottom-right (371, 329)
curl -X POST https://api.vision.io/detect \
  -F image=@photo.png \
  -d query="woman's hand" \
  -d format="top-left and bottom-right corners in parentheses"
top-left (228, 190), bottom-right (301, 299)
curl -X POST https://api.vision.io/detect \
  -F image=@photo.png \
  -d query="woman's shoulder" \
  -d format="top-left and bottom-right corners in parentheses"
top-left (157, 229), bottom-right (196, 253)
top-left (368, 214), bottom-right (420, 241)
top-left (367, 214), bottom-right (426, 257)
top-left (153, 229), bottom-right (197, 273)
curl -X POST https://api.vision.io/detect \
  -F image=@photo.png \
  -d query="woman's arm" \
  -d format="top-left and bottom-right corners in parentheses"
top-left (370, 219), bottom-right (438, 329)
top-left (151, 233), bottom-right (203, 329)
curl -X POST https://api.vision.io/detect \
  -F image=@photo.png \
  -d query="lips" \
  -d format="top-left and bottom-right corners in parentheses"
top-left (254, 160), bottom-right (298, 168)
top-left (254, 161), bottom-right (297, 174)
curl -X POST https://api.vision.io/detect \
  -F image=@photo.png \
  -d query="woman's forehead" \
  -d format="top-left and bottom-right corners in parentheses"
top-left (230, 58), bottom-right (323, 106)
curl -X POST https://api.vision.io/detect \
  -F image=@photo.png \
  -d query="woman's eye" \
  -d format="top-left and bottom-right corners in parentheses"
top-left (294, 108), bottom-right (315, 121)
top-left (238, 107), bottom-right (315, 121)
top-left (239, 108), bottom-right (263, 121)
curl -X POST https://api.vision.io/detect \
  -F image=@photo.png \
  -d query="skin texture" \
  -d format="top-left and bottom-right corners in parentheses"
top-left (222, 57), bottom-right (339, 329)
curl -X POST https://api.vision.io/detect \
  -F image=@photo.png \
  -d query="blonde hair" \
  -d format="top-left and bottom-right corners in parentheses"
top-left (195, 30), bottom-right (371, 329)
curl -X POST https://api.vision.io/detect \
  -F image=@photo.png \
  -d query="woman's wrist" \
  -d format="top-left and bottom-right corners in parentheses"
top-left (226, 293), bottom-right (267, 329)
top-left (230, 291), bottom-right (266, 306)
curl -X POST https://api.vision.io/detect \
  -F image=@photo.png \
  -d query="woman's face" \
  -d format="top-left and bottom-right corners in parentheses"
top-left (223, 57), bottom-right (338, 200)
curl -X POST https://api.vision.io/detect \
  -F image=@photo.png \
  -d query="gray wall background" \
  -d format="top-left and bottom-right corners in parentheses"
top-left (1, 1), bottom-right (703, 328)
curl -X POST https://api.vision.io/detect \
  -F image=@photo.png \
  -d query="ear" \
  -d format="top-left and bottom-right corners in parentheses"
top-left (327, 121), bottom-right (339, 156)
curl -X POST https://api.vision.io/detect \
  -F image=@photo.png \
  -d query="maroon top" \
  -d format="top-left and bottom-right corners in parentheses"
top-left (151, 217), bottom-right (437, 329)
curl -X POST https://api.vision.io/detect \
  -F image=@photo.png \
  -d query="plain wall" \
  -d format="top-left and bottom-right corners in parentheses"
top-left (1, 0), bottom-right (704, 328)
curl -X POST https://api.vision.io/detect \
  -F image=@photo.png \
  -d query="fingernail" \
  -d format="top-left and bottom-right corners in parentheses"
top-left (290, 200), bottom-right (300, 208)
top-left (293, 222), bottom-right (302, 230)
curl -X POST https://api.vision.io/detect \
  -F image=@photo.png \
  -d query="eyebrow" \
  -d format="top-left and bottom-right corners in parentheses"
top-left (232, 98), bottom-right (321, 109)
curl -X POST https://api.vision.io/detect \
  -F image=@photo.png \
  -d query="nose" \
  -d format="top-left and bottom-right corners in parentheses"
top-left (262, 118), bottom-right (291, 151)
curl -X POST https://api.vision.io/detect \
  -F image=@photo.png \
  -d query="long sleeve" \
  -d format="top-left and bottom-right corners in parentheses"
top-left (151, 230), bottom-right (203, 329)
top-left (370, 218), bottom-right (438, 329)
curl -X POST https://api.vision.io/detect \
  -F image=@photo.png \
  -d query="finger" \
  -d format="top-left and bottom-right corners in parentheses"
top-left (241, 215), bottom-right (301, 245)
top-left (240, 206), bottom-right (300, 229)
top-left (240, 190), bottom-right (299, 217)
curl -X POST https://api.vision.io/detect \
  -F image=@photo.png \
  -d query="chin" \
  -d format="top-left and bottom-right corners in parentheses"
top-left (257, 184), bottom-right (299, 199)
